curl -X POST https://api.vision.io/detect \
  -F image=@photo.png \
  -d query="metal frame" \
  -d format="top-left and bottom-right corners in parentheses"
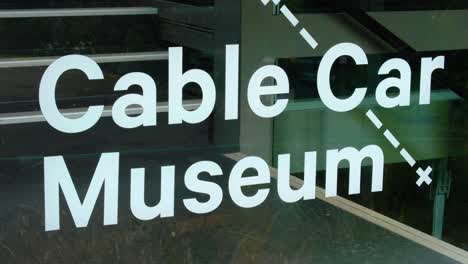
top-left (0, 99), bottom-right (202, 125)
top-left (0, 7), bottom-right (158, 18)
top-left (0, 51), bottom-right (169, 68)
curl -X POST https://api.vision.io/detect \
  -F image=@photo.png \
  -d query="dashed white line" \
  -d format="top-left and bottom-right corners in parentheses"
top-left (400, 148), bottom-right (416, 167)
top-left (366, 110), bottom-right (383, 129)
top-left (300, 28), bottom-right (318, 49)
top-left (280, 5), bottom-right (299, 27)
top-left (258, 0), bottom-right (431, 187)
top-left (365, 110), bottom-right (431, 186)
top-left (261, 0), bottom-right (318, 50)
top-left (384, 130), bottom-right (400, 148)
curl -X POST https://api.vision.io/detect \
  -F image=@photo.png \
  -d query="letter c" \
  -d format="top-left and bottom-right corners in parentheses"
top-left (317, 43), bottom-right (368, 112)
top-left (39, 55), bottom-right (104, 133)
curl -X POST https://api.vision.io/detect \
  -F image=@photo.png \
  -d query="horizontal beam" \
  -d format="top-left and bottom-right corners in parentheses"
top-left (0, 99), bottom-right (202, 125)
top-left (0, 51), bottom-right (169, 68)
top-left (284, 90), bottom-right (462, 112)
top-left (0, 7), bottom-right (158, 18)
top-left (159, 6), bottom-right (214, 31)
top-left (159, 21), bottom-right (214, 54)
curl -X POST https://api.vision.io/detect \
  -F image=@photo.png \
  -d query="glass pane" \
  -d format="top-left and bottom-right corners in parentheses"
top-left (0, 0), bottom-right (467, 263)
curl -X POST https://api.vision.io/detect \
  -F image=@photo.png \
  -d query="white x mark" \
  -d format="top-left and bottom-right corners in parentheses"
top-left (416, 166), bottom-right (433, 186)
